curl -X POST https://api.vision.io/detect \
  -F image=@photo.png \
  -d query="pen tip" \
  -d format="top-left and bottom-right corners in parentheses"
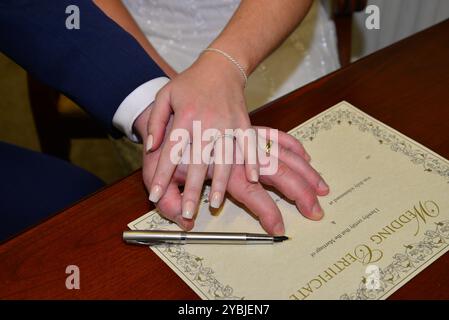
top-left (274, 236), bottom-right (289, 242)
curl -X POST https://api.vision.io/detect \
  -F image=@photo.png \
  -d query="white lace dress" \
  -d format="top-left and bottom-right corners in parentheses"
top-left (123, 0), bottom-right (340, 111)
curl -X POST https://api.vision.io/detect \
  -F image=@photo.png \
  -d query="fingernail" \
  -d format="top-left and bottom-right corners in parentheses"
top-left (148, 184), bottom-right (162, 203)
top-left (145, 134), bottom-right (153, 152)
top-left (250, 169), bottom-right (259, 183)
top-left (210, 192), bottom-right (222, 209)
top-left (318, 180), bottom-right (329, 192)
top-left (273, 222), bottom-right (285, 236)
top-left (312, 202), bottom-right (324, 220)
top-left (182, 200), bottom-right (195, 219)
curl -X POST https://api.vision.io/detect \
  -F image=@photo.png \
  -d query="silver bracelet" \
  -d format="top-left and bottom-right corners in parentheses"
top-left (202, 47), bottom-right (248, 87)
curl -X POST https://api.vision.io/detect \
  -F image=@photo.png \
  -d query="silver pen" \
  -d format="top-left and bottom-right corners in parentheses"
top-left (123, 230), bottom-right (289, 245)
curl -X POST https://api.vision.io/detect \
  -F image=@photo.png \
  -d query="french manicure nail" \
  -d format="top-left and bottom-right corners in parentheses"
top-left (312, 202), bottom-right (324, 220)
top-left (273, 222), bottom-right (285, 236)
top-left (250, 169), bottom-right (259, 183)
top-left (210, 192), bottom-right (222, 209)
top-left (318, 180), bottom-right (329, 192)
top-left (148, 184), bottom-right (162, 203)
top-left (145, 134), bottom-right (153, 152)
top-left (182, 200), bottom-right (195, 219)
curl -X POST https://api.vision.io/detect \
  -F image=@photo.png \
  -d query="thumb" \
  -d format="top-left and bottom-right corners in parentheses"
top-left (146, 87), bottom-right (172, 152)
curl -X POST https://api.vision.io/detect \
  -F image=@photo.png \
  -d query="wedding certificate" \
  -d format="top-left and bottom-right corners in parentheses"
top-left (128, 101), bottom-right (449, 300)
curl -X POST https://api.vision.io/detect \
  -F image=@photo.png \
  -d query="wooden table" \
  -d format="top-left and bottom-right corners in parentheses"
top-left (1, 19), bottom-right (449, 300)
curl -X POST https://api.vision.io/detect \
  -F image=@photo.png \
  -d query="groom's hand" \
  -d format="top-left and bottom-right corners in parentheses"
top-left (134, 106), bottom-right (329, 235)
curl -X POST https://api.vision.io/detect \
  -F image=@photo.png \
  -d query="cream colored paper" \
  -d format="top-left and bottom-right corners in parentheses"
top-left (128, 101), bottom-right (449, 300)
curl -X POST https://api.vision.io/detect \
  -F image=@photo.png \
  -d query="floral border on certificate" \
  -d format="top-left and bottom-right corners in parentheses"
top-left (340, 220), bottom-right (449, 300)
top-left (133, 211), bottom-right (243, 300)
top-left (292, 104), bottom-right (449, 299)
top-left (290, 106), bottom-right (449, 182)
top-left (131, 102), bottom-right (449, 300)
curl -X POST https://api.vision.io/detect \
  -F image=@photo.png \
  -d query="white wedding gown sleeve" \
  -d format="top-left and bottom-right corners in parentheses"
top-left (123, 0), bottom-right (340, 111)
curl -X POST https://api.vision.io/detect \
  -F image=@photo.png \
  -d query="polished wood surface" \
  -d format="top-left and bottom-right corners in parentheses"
top-left (1, 20), bottom-right (449, 300)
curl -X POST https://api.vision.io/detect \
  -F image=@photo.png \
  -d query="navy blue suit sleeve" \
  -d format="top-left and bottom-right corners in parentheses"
top-left (0, 0), bottom-right (166, 134)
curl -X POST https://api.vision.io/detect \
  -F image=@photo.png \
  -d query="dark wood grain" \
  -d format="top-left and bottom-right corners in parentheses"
top-left (1, 19), bottom-right (449, 300)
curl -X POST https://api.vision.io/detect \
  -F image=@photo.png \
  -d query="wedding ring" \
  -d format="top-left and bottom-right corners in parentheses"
top-left (265, 140), bottom-right (273, 155)
top-left (213, 133), bottom-right (235, 144)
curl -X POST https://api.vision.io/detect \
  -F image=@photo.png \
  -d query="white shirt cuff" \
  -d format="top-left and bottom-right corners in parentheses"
top-left (112, 77), bottom-right (170, 142)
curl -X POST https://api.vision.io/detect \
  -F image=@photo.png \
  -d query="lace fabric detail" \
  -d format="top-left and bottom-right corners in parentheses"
top-left (123, 0), bottom-right (340, 110)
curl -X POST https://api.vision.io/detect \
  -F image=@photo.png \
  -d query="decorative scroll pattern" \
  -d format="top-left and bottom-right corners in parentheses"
top-left (139, 213), bottom-right (174, 230)
top-left (162, 245), bottom-right (243, 299)
top-left (289, 107), bottom-right (449, 182)
top-left (144, 208), bottom-right (243, 300)
top-left (340, 220), bottom-right (449, 300)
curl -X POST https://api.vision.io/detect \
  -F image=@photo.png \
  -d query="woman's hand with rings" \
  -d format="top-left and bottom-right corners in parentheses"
top-left (143, 51), bottom-right (260, 222)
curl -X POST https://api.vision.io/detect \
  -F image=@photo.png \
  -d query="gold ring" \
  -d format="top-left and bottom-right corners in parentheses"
top-left (265, 140), bottom-right (273, 155)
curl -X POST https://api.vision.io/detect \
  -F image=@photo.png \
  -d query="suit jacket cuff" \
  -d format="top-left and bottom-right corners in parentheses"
top-left (113, 77), bottom-right (170, 142)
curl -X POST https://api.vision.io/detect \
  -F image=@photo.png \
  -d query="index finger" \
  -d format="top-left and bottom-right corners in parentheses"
top-left (226, 164), bottom-right (284, 235)
top-left (149, 118), bottom-right (189, 203)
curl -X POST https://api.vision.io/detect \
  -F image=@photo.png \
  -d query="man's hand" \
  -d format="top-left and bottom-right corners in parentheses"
top-left (134, 107), bottom-right (329, 235)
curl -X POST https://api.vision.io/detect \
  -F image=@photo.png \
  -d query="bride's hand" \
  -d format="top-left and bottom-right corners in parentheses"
top-left (144, 52), bottom-right (259, 221)
top-left (135, 107), bottom-right (329, 235)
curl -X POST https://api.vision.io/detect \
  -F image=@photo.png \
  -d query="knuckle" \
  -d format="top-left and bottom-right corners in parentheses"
top-left (278, 146), bottom-right (290, 159)
top-left (296, 188), bottom-right (316, 207)
top-left (308, 169), bottom-right (322, 184)
top-left (242, 181), bottom-right (262, 195)
top-left (219, 112), bottom-right (235, 125)
top-left (261, 213), bottom-right (280, 229)
top-left (283, 132), bottom-right (301, 148)
top-left (159, 196), bottom-right (174, 210)
top-left (292, 139), bottom-right (303, 150)
top-left (154, 93), bottom-right (164, 106)
top-left (275, 162), bottom-right (290, 179)
top-left (155, 91), bottom-right (162, 102)
top-left (156, 85), bottom-right (169, 99)
top-left (156, 204), bottom-right (176, 221)
top-left (180, 104), bottom-right (198, 120)
top-left (157, 199), bottom-right (170, 214)
top-left (292, 140), bottom-right (305, 154)
top-left (184, 185), bottom-right (203, 200)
